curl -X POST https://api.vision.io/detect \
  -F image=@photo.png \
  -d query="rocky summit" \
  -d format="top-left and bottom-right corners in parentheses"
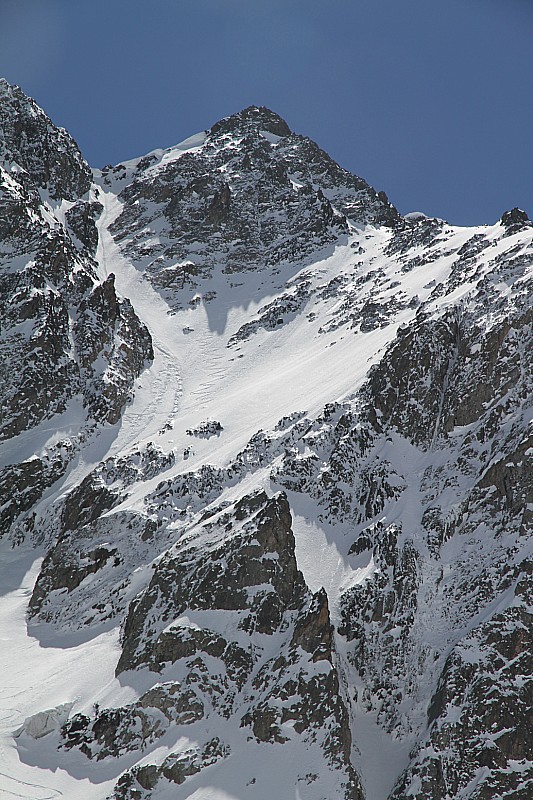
top-left (0, 79), bottom-right (532, 800)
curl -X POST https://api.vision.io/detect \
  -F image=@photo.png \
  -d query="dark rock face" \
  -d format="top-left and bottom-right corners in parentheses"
top-left (0, 79), bottom-right (153, 542)
top-left (53, 490), bottom-right (359, 799)
top-left (65, 200), bottom-right (103, 253)
top-left (27, 442), bottom-right (175, 627)
top-left (392, 561), bottom-right (533, 800)
top-left (210, 105), bottom-right (292, 138)
top-left (61, 682), bottom-right (204, 760)
top-left (0, 450), bottom-right (72, 543)
top-left (113, 738), bottom-right (230, 800)
top-left (116, 491), bottom-right (308, 674)
top-left (291, 587), bottom-right (334, 661)
top-left (73, 273), bottom-right (154, 425)
top-left (0, 78), bottom-right (91, 200)
top-left (501, 206), bottom-right (531, 235)
top-left (365, 310), bottom-right (461, 447)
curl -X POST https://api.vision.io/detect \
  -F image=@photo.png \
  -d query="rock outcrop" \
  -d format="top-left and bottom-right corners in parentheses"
top-left (0, 80), bottom-right (153, 543)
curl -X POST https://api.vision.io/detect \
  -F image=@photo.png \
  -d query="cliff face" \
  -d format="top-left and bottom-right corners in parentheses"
top-left (1, 80), bottom-right (532, 800)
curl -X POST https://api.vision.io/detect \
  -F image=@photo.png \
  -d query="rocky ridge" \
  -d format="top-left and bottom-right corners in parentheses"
top-left (0, 81), bottom-right (532, 800)
top-left (0, 79), bottom-right (153, 545)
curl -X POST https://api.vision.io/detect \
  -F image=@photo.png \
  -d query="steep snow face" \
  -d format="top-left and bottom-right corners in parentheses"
top-left (1, 85), bottom-right (533, 800)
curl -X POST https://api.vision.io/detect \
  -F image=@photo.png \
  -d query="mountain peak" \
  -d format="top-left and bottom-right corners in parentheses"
top-left (501, 206), bottom-right (531, 233)
top-left (209, 105), bottom-right (292, 138)
top-left (0, 77), bottom-right (91, 200)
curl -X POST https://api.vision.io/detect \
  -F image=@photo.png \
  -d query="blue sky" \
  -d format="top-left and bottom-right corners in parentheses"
top-left (1, 0), bottom-right (531, 225)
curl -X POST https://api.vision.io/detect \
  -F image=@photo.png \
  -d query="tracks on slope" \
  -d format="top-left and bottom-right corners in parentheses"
top-left (94, 187), bottom-right (184, 457)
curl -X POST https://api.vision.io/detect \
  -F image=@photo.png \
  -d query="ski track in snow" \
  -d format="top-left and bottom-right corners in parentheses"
top-left (95, 189), bottom-right (184, 459)
top-left (0, 771), bottom-right (63, 800)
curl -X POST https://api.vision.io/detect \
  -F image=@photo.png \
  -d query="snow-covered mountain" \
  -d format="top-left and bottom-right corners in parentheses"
top-left (1, 78), bottom-right (532, 800)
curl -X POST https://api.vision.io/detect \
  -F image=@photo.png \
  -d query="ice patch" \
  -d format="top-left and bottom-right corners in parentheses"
top-left (14, 701), bottom-right (74, 739)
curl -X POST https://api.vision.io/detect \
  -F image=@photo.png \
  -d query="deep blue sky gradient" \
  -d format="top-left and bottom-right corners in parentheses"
top-left (1, 0), bottom-right (531, 225)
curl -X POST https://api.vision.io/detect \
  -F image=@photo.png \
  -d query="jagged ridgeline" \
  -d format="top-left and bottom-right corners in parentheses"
top-left (1, 77), bottom-right (532, 800)
top-left (0, 78), bottom-right (153, 544)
